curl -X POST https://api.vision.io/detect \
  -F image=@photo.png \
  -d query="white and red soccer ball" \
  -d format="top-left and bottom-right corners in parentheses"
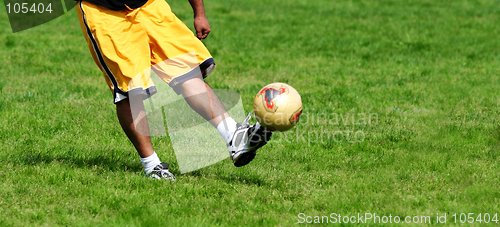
top-left (253, 83), bottom-right (303, 132)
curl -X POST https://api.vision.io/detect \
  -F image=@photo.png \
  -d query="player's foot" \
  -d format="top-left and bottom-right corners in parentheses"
top-left (228, 113), bottom-right (272, 167)
top-left (148, 162), bottom-right (176, 181)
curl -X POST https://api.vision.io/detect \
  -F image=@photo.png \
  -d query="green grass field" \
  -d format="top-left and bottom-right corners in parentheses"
top-left (1, 0), bottom-right (500, 226)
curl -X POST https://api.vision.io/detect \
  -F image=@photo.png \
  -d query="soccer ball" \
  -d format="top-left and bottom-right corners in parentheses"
top-left (253, 83), bottom-right (303, 132)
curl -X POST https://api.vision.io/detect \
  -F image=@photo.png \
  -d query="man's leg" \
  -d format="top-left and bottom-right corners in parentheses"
top-left (176, 77), bottom-right (229, 128)
top-left (115, 98), bottom-right (154, 158)
top-left (116, 97), bottom-right (175, 180)
top-left (176, 77), bottom-right (238, 146)
top-left (175, 77), bottom-right (272, 167)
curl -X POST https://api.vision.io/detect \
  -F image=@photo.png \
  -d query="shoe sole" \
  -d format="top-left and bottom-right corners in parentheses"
top-left (233, 139), bottom-right (269, 167)
top-left (233, 150), bottom-right (256, 167)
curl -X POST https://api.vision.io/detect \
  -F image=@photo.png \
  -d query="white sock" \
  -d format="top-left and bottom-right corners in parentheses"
top-left (217, 117), bottom-right (237, 144)
top-left (140, 152), bottom-right (161, 174)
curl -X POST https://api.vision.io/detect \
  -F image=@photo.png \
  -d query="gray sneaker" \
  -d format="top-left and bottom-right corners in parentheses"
top-left (148, 162), bottom-right (176, 181)
top-left (228, 113), bottom-right (273, 167)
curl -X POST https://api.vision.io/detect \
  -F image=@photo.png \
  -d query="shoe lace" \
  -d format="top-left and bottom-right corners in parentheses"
top-left (150, 164), bottom-right (176, 181)
top-left (236, 112), bottom-right (253, 130)
top-left (161, 169), bottom-right (176, 181)
top-left (243, 112), bottom-right (262, 142)
top-left (242, 112), bottom-right (252, 126)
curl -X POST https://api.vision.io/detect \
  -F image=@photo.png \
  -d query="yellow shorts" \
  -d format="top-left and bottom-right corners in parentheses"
top-left (77, 0), bottom-right (214, 103)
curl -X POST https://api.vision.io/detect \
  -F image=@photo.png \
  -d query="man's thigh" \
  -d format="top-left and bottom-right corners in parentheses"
top-left (77, 0), bottom-right (155, 103)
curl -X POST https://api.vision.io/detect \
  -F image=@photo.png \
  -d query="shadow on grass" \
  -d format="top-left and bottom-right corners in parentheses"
top-left (183, 164), bottom-right (267, 186)
top-left (216, 174), bottom-right (266, 186)
top-left (16, 149), bottom-right (142, 172)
